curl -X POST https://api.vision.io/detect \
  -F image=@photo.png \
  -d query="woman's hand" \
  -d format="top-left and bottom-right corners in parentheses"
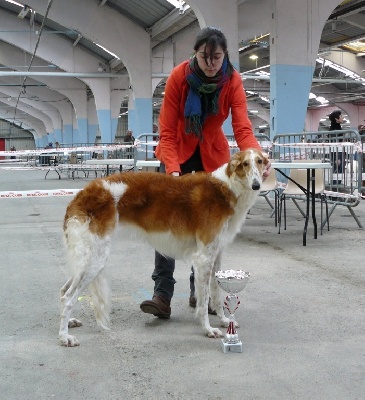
top-left (262, 154), bottom-right (271, 180)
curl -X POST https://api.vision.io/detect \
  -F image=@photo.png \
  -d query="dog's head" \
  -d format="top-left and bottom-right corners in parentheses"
top-left (226, 149), bottom-right (268, 191)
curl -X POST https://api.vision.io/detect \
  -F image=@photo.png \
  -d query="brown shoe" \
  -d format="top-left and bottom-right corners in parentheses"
top-left (140, 295), bottom-right (171, 319)
top-left (189, 296), bottom-right (217, 315)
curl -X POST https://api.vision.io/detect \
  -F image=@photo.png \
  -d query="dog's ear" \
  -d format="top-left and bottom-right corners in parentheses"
top-left (227, 157), bottom-right (242, 177)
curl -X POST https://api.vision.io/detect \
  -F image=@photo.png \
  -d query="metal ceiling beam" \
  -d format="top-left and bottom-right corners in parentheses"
top-left (0, 72), bottom-right (126, 78)
top-left (242, 74), bottom-right (365, 84)
top-left (0, 72), bottom-right (361, 86)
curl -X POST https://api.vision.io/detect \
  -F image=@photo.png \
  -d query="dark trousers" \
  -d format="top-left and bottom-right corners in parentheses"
top-left (152, 146), bottom-right (204, 301)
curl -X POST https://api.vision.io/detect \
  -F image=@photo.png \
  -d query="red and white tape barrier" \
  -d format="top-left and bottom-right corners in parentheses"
top-left (0, 189), bottom-right (81, 199)
top-left (274, 141), bottom-right (363, 153)
top-left (0, 144), bottom-right (134, 157)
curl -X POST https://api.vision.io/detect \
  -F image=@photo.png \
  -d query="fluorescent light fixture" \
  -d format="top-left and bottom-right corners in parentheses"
top-left (6, 0), bottom-right (23, 7)
top-left (249, 54), bottom-right (258, 60)
top-left (316, 96), bottom-right (329, 104)
top-left (93, 42), bottom-right (120, 60)
top-left (309, 92), bottom-right (329, 105)
top-left (166, 0), bottom-right (189, 9)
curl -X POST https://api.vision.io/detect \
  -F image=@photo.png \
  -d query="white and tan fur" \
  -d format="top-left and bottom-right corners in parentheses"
top-left (59, 149), bottom-right (268, 346)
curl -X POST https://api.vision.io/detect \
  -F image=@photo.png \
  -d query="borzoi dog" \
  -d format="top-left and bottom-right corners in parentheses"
top-left (59, 149), bottom-right (268, 346)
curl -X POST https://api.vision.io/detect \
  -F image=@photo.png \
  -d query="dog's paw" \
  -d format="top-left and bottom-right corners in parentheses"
top-left (59, 334), bottom-right (80, 347)
top-left (220, 317), bottom-right (239, 329)
top-left (207, 328), bottom-right (223, 338)
top-left (68, 318), bottom-right (82, 328)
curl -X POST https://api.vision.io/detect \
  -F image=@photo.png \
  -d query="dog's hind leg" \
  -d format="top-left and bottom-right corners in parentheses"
top-left (59, 220), bottom-right (113, 347)
top-left (60, 277), bottom-right (83, 329)
top-left (193, 246), bottom-right (224, 338)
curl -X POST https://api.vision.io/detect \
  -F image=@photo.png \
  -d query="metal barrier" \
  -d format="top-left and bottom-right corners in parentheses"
top-left (133, 133), bottom-right (273, 171)
top-left (134, 134), bottom-right (158, 160)
top-left (226, 133), bottom-right (272, 156)
top-left (272, 129), bottom-right (363, 229)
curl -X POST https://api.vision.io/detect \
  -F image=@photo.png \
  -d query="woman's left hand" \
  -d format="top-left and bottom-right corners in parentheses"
top-left (262, 154), bottom-right (271, 180)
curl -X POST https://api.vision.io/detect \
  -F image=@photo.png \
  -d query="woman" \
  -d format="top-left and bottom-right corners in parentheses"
top-left (140, 26), bottom-right (271, 319)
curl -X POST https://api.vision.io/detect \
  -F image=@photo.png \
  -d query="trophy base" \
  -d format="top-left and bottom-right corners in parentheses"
top-left (221, 339), bottom-right (242, 353)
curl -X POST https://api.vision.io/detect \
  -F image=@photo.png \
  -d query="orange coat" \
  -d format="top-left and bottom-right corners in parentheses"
top-left (155, 60), bottom-right (261, 174)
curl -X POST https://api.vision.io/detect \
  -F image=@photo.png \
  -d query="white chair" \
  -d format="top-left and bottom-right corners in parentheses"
top-left (278, 163), bottom-right (329, 234)
top-left (259, 165), bottom-right (280, 226)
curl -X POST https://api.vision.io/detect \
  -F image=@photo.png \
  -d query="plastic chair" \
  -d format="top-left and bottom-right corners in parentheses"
top-left (278, 164), bottom-right (329, 234)
top-left (259, 165), bottom-right (280, 226)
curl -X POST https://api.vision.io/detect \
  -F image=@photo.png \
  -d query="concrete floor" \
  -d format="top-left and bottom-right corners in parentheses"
top-left (0, 167), bottom-right (364, 400)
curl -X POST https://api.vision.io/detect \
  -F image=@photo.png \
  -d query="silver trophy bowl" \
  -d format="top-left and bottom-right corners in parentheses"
top-left (215, 270), bottom-right (250, 293)
top-left (215, 270), bottom-right (250, 353)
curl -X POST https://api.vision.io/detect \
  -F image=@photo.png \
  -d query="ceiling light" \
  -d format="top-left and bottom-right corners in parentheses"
top-left (249, 55), bottom-right (258, 60)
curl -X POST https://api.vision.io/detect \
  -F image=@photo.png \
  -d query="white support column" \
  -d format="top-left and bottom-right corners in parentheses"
top-left (87, 98), bottom-right (98, 144)
top-left (269, 0), bottom-right (342, 137)
top-left (83, 78), bottom-right (113, 143)
top-left (26, 0), bottom-right (154, 138)
top-left (111, 77), bottom-right (129, 141)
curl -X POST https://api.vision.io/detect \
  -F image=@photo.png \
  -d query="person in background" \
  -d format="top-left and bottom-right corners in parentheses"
top-left (329, 110), bottom-right (344, 132)
top-left (10, 145), bottom-right (16, 159)
top-left (152, 123), bottom-right (159, 158)
top-left (153, 123), bottom-right (159, 141)
top-left (139, 26), bottom-right (271, 319)
top-left (124, 130), bottom-right (135, 144)
top-left (328, 110), bottom-right (344, 177)
top-left (124, 130), bottom-right (135, 158)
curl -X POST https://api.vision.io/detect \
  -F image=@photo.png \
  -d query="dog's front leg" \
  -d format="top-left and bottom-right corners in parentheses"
top-left (193, 251), bottom-right (223, 338)
top-left (209, 251), bottom-right (231, 328)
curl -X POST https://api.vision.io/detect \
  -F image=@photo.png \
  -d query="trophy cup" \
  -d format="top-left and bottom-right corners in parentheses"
top-left (215, 270), bottom-right (250, 353)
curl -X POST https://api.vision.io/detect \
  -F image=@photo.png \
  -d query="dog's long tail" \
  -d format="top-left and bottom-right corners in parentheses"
top-left (89, 269), bottom-right (111, 330)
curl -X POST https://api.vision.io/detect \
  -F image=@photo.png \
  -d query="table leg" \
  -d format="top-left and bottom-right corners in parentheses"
top-left (311, 168), bottom-right (318, 239)
top-left (303, 169), bottom-right (310, 246)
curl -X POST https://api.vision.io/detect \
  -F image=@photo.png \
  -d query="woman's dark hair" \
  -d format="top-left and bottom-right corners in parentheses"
top-left (194, 26), bottom-right (230, 65)
top-left (329, 110), bottom-right (342, 122)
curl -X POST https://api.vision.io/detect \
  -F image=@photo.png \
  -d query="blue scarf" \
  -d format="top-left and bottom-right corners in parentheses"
top-left (184, 56), bottom-right (232, 140)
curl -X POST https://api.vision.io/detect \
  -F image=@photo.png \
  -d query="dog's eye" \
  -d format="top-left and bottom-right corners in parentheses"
top-left (243, 162), bottom-right (248, 167)
top-left (258, 159), bottom-right (263, 164)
